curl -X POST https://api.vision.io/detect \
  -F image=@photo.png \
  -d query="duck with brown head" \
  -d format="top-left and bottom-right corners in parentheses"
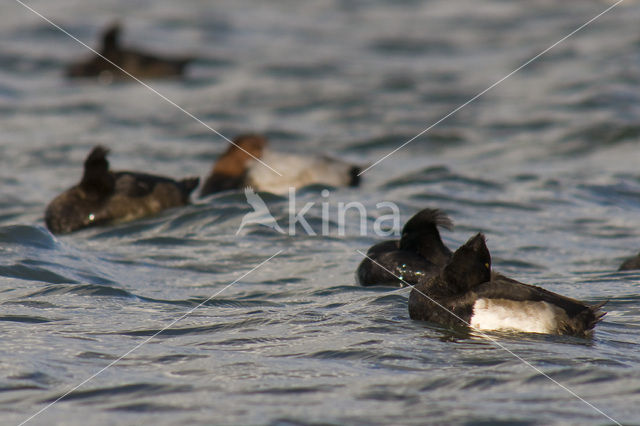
top-left (45, 146), bottom-right (199, 234)
top-left (200, 134), bottom-right (266, 196)
top-left (408, 233), bottom-right (606, 337)
top-left (66, 22), bottom-right (192, 81)
top-left (200, 134), bottom-right (361, 197)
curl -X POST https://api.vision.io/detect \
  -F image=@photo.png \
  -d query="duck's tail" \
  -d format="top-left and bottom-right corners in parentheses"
top-left (589, 300), bottom-right (608, 327)
top-left (564, 300), bottom-right (607, 337)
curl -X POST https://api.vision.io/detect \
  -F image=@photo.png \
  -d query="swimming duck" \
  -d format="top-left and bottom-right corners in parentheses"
top-left (200, 134), bottom-right (361, 197)
top-left (66, 22), bottom-right (191, 81)
top-left (619, 252), bottom-right (640, 270)
top-left (408, 233), bottom-right (606, 337)
top-left (45, 146), bottom-right (199, 234)
top-left (356, 208), bottom-right (453, 287)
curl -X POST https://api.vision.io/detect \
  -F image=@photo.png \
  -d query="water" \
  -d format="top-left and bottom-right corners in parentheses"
top-left (1, 0), bottom-right (640, 424)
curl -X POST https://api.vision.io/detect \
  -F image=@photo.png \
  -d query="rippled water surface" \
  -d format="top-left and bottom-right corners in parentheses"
top-left (2, 0), bottom-right (640, 424)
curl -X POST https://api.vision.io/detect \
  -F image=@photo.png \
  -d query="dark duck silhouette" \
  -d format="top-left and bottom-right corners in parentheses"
top-left (45, 146), bottom-right (199, 234)
top-left (66, 22), bottom-right (191, 81)
top-left (408, 233), bottom-right (606, 337)
top-left (618, 252), bottom-right (640, 271)
top-left (356, 208), bottom-right (453, 287)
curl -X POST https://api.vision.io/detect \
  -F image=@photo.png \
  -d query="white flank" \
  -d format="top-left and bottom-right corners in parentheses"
top-left (246, 151), bottom-right (355, 194)
top-left (470, 298), bottom-right (568, 334)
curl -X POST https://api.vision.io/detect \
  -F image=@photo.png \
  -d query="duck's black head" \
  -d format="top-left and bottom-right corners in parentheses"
top-left (101, 22), bottom-right (122, 55)
top-left (400, 208), bottom-right (453, 265)
top-left (80, 146), bottom-right (115, 194)
top-left (441, 233), bottom-right (491, 293)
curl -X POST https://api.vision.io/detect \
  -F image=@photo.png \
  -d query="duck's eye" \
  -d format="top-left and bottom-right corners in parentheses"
top-left (484, 262), bottom-right (489, 269)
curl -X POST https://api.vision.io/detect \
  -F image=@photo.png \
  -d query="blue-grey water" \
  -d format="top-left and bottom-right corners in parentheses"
top-left (2, 0), bottom-right (640, 424)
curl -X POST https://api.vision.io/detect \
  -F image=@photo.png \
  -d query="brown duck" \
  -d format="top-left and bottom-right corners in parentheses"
top-left (45, 146), bottom-right (199, 234)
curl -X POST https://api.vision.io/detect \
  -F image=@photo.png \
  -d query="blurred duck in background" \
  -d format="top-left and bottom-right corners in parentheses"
top-left (66, 22), bottom-right (192, 81)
